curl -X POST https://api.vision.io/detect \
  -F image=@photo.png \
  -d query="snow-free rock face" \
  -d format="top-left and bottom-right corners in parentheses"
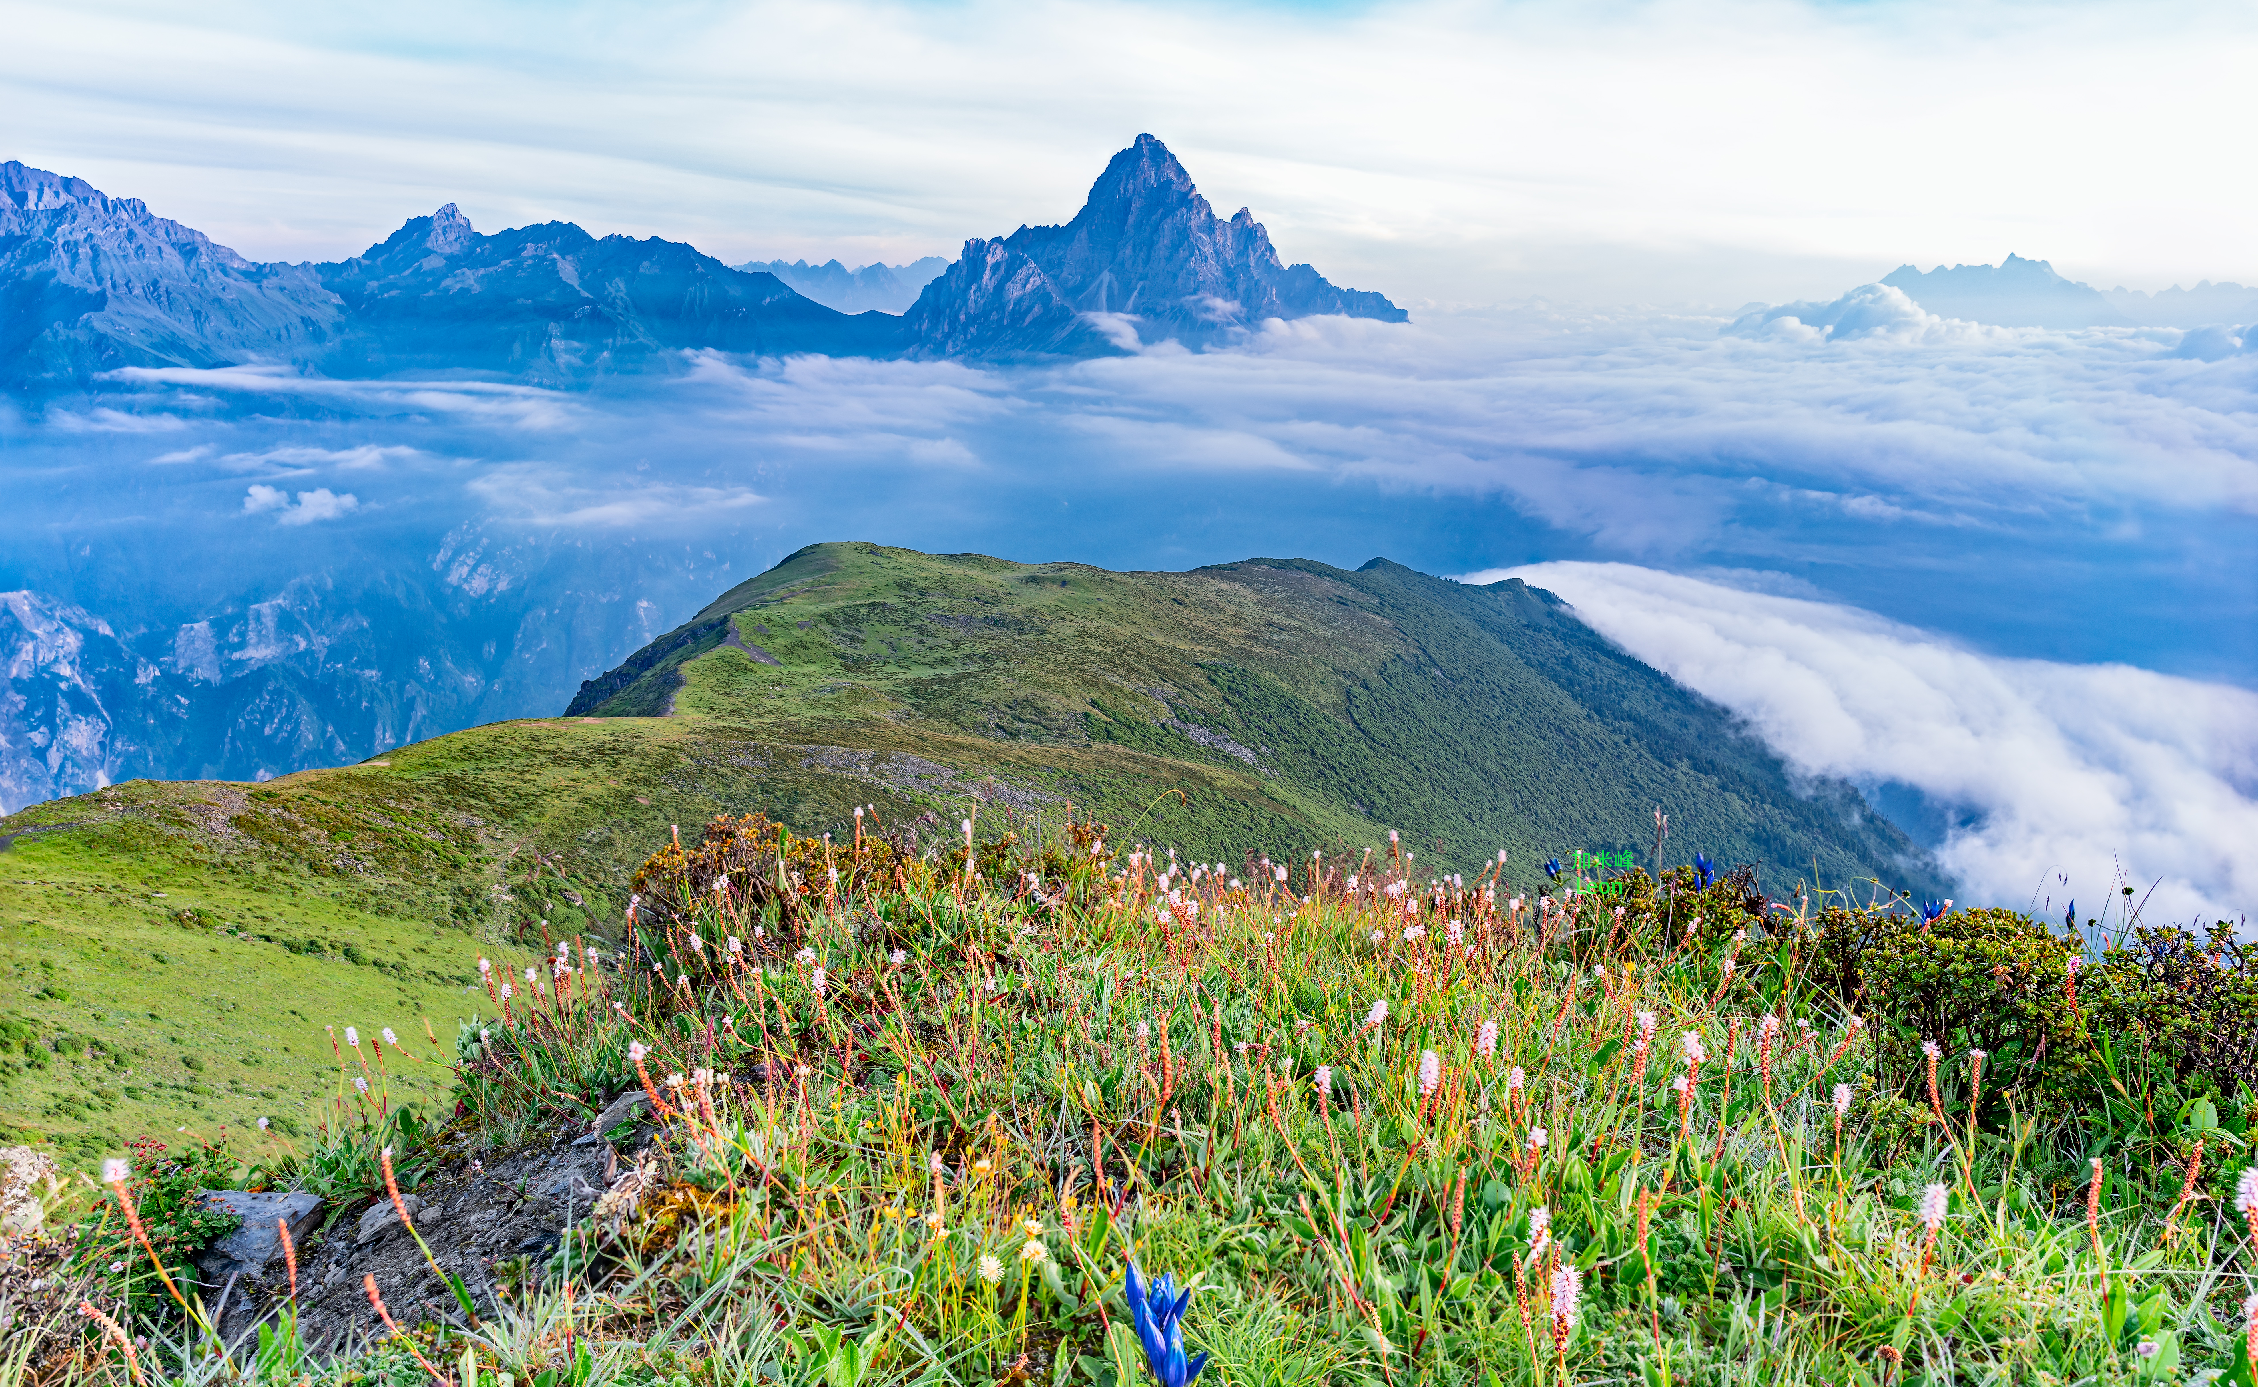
top-left (319, 206), bottom-right (908, 378)
top-left (0, 161), bottom-right (341, 385)
top-left (904, 134), bottom-right (1406, 356)
top-left (0, 166), bottom-right (901, 389)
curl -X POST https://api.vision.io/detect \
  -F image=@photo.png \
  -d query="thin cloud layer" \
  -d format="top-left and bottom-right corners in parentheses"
top-left (1484, 560), bottom-right (2258, 925)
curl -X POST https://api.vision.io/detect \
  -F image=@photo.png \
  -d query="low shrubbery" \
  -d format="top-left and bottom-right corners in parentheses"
top-left (9, 814), bottom-right (2255, 1386)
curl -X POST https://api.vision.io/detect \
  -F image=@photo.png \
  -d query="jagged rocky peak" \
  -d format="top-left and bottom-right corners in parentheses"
top-left (424, 202), bottom-right (475, 255)
top-left (904, 133), bottom-right (1406, 358)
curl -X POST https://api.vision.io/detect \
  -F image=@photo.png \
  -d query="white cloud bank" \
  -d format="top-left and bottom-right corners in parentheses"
top-left (1475, 561), bottom-right (2258, 924)
top-left (243, 483), bottom-right (359, 524)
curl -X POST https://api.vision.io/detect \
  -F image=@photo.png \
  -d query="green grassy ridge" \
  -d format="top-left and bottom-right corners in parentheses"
top-left (1, 542), bottom-right (1946, 1155)
top-left (577, 541), bottom-right (1946, 894)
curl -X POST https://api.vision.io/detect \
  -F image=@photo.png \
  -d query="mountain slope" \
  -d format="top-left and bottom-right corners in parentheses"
top-left (568, 542), bottom-right (1944, 892)
top-left (905, 135), bottom-right (1407, 356)
top-left (319, 207), bottom-right (907, 377)
top-left (0, 161), bottom-right (341, 384)
top-left (1880, 254), bottom-right (2128, 329)
top-left (0, 170), bottom-right (899, 389)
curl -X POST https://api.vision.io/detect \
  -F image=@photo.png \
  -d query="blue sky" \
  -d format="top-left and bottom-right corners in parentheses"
top-left (9, 0), bottom-right (2258, 307)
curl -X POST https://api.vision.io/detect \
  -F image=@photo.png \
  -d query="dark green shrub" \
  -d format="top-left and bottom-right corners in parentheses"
top-left (1812, 905), bottom-right (2085, 1119)
top-left (2086, 923), bottom-right (2258, 1099)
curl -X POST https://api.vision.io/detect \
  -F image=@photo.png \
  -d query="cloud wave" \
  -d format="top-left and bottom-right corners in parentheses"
top-left (1479, 560), bottom-right (2257, 924)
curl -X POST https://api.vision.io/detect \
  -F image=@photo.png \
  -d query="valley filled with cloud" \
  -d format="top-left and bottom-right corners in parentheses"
top-left (4, 302), bottom-right (2251, 915)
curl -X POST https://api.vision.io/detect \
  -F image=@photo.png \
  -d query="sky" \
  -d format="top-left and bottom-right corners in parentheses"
top-left (2, 0), bottom-right (2253, 922)
top-left (8, 0), bottom-right (2258, 308)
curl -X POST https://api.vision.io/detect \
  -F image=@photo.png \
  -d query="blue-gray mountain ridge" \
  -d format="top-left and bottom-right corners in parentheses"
top-left (0, 136), bottom-right (1405, 391)
top-left (736, 257), bottom-right (949, 314)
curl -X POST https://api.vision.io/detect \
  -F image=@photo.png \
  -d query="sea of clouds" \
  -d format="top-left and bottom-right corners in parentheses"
top-left (4, 298), bottom-right (2251, 918)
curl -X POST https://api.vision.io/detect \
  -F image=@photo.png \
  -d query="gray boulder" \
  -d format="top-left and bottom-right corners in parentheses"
top-left (194, 1190), bottom-right (324, 1285)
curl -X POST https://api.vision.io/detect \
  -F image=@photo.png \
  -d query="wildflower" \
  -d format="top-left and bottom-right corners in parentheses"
top-left (1693, 852), bottom-right (1716, 889)
top-left (1020, 1239), bottom-right (1046, 1263)
top-left (629, 1040), bottom-right (649, 1062)
top-left (1634, 1011), bottom-right (1657, 1051)
top-left (1125, 1263), bottom-right (1209, 1387)
top-left (1543, 856), bottom-right (1563, 879)
top-left (2135, 1340), bottom-right (2158, 1360)
top-left (1720, 958), bottom-right (1736, 979)
top-left (1681, 1032), bottom-right (1707, 1064)
top-left (1920, 899), bottom-right (1949, 922)
top-left (524, 967), bottom-right (536, 983)
top-left (1506, 1065), bottom-right (1525, 1091)
top-left (1921, 1039), bottom-right (1942, 1060)
top-left (345, 1027), bottom-right (360, 1048)
top-left (1369, 930), bottom-right (1382, 944)
top-left (1347, 875), bottom-right (1358, 889)
top-left (1528, 1205), bottom-right (1553, 1254)
top-left (257, 1117), bottom-right (270, 1131)
top-left (1402, 925), bottom-right (1426, 941)
top-left (354, 1076), bottom-right (369, 1094)
top-left (1919, 1183), bottom-right (1948, 1232)
top-left (1418, 1050), bottom-right (1442, 1096)
top-left (929, 1151), bottom-right (948, 1176)
top-left (1549, 1260), bottom-right (1582, 1330)
top-left (1670, 1074), bottom-right (1689, 1094)
top-left (478, 957), bottom-right (491, 975)
top-left (2235, 1166), bottom-right (2258, 1213)
top-left (1136, 1020), bottom-right (1151, 1039)
top-left (1447, 920), bottom-right (1465, 945)
top-left (811, 968), bottom-right (828, 995)
top-left (1528, 1127), bottom-right (1548, 1149)
top-left (925, 1210), bottom-right (945, 1235)
top-left (890, 949), bottom-right (907, 965)
top-left (1364, 999), bottom-right (1388, 1029)
top-left (727, 936), bottom-right (743, 955)
top-left (978, 1254), bottom-right (1003, 1284)
top-left (2065, 900), bottom-right (2077, 929)
top-left (1234, 1040), bottom-right (1249, 1056)
top-left (1314, 1065), bottom-right (1332, 1094)
top-left (110, 1261), bottom-right (125, 1274)
top-left (796, 947), bottom-right (817, 965)
top-left (101, 1158), bottom-right (130, 1185)
top-left (1476, 1019), bottom-right (1499, 1058)
top-left (499, 984), bottom-right (512, 1001)
top-left (1833, 1084), bottom-right (1853, 1118)
top-left (1758, 1015), bottom-right (1780, 1040)
top-left (381, 1027), bottom-right (399, 1046)
top-left (688, 935), bottom-right (704, 952)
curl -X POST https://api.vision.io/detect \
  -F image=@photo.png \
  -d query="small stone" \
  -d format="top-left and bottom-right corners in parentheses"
top-left (573, 1090), bottom-right (648, 1146)
top-left (356, 1194), bottom-right (427, 1245)
top-left (194, 1190), bottom-right (324, 1284)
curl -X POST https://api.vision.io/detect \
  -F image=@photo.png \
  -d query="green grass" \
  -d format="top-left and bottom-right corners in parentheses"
top-left (573, 542), bottom-right (1947, 896)
top-left (14, 823), bottom-right (2251, 1387)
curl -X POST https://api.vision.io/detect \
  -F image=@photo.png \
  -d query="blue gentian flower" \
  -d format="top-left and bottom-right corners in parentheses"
top-left (1125, 1262), bottom-right (1208, 1387)
top-left (1693, 853), bottom-right (1716, 889)
top-left (1544, 857), bottom-right (1563, 880)
top-left (2065, 900), bottom-right (2076, 929)
top-left (1920, 899), bottom-right (1948, 922)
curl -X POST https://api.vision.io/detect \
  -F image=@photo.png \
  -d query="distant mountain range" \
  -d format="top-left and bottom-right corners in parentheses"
top-left (1880, 253), bottom-right (2258, 331)
top-left (736, 257), bottom-right (949, 314)
top-left (0, 136), bottom-right (1403, 390)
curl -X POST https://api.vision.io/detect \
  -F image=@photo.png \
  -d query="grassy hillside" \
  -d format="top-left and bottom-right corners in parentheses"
top-left (1, 542), bottom-right (1946, 1157)
top-left (569, 542), bottom-right (1941, 893)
